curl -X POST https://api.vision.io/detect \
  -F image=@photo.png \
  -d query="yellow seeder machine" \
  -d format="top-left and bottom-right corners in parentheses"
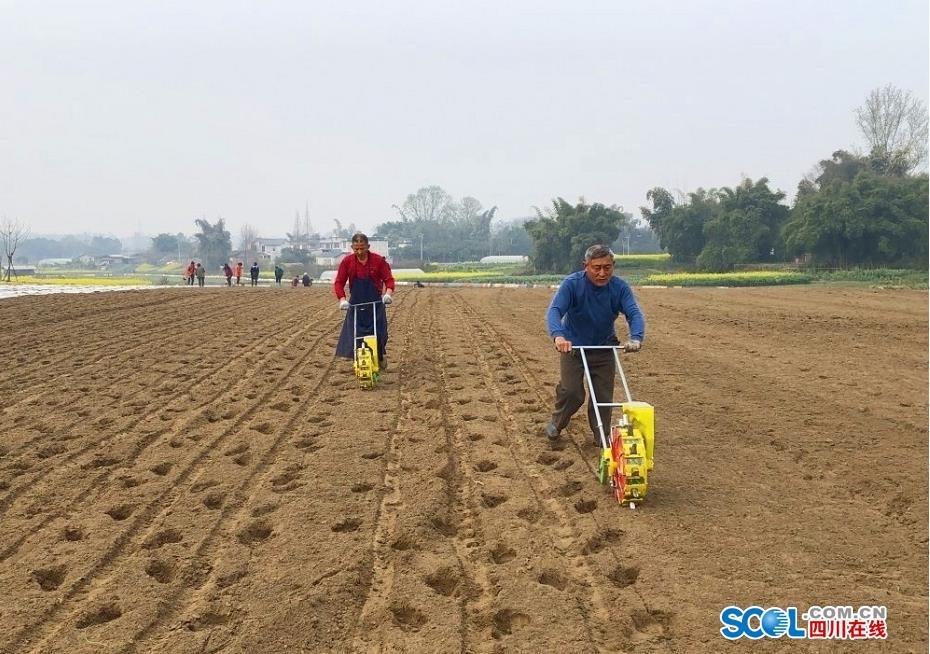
top-left (351, 300), bottom-right (383, 389)
top-left (575, 345), bottom-right (655, 508)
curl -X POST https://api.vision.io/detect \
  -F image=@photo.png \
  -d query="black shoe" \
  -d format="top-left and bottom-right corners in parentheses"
top-left (543, 422), bottom-right (559, 441)
top-left (380, 357), bottom-right (388, 371)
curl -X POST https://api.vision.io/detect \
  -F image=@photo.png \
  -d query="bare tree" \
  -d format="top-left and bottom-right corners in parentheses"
top-left (1, 217), bottom-right (30, 282)
top-left (400, 186), bottom-right (456, 223)
top-left (855, 84), bottom-right (929, 174)
top-left (239, 223), bottom-right (259, 262)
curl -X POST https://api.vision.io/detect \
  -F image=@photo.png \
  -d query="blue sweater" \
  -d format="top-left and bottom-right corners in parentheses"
top-left (546, 271), bottom-right (645, 346)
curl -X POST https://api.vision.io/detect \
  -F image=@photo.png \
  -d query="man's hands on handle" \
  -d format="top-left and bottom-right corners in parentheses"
top-left (339, 296), bottom-right (392, 310)
top-left (556, 337), bottom-right (642, 353)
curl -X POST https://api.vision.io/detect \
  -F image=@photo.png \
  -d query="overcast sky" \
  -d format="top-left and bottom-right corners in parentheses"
top-left (1, 0), bottom-right (927, 242)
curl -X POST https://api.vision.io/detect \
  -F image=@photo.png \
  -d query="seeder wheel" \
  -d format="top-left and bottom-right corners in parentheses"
top-left (610, 430), bottom-right (626, 504)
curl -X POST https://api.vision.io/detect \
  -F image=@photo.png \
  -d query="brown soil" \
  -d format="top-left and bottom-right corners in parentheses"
top-left (0, 284), bottom-right (926, 653)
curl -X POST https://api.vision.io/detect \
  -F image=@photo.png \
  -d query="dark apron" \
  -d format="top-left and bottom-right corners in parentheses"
top-left (335, 277), bottom-right (388, 360)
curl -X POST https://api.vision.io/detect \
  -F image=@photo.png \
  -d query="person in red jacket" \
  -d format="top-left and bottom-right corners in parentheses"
top-left (334, 233), bottom-right (395, 369)
top-left (235, 261), bottom-right (243, 286)
top-left (185, 261), bottom-right (196, 286)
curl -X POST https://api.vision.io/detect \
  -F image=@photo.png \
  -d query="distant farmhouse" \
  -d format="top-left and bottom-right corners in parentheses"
top-left (253, 235), bottom-right (390, 267)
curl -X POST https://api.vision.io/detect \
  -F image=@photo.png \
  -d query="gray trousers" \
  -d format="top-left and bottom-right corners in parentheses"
top-left (550, 349), bottom-right (616, 437)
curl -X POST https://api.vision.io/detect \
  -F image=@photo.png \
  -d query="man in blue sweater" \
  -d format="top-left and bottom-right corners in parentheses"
top-left (543, 244), bottom-right (645, 443)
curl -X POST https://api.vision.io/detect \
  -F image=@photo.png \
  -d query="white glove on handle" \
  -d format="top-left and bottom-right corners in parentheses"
top-left (339, 299), bottom-right (350, 310)
top-left (622, 339), bottom-right (641, 352)
top-left (382, 294), bottom-right (393, 305)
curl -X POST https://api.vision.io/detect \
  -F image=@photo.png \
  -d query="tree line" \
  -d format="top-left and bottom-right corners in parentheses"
top-left (529, 84), bottom-right (928, 273)
top-left (7, 85), bottom-right (925, 276)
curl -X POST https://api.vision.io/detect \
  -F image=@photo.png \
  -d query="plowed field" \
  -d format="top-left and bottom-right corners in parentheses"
top-left (0, 284), bottom-right (926, 653)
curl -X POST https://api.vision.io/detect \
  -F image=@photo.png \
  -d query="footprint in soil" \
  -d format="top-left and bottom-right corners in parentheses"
top-left (537, 569), bottom-right (568, 591)
top-left (516, 506), bottom-right (541, 524)
top-left (574, 498), bottom-right (597, 514)
top-left (238, 519), bottom-right (274, 544)
top-left (424, 566), bottom-right (461, 596)
top-left (184, 611), bottom-right (231, 632)
top-left (430, 516), bottom-right (458, 537)
top-left (32, 564), bottom-right (67, 591)
top-left (390, 603), bottom-right (427, 630)
top-left (252, 421), bottom-right (274, 434)
top-left (143, 528), bottom-right (183, 550)
top-left (390, 534), bottom-right (418, 551)
top-left (491, 608), bottom-right (530, 638)
top-left (331, 517), bottom-right (362, 533)
top-left (75, 603), bottom-right (122, 629)
top-left (480, 493), bottom-right (508, 508)
top-left (105, 504), bottom-right (135, 521)
top-left (62, 526), bottom-right (84, 542)
top-left (490, 542), bottom-right (516, 564)
top-left (224, 443), bottom-right (249, 457)
top-left (556, 480), bottom-right (583, 497)
top-left (581, 527), bottom-right (623, 555)
top-left (536, 452), bottom-right (560, 466)
top-left (145, 558), bottom-right (178, 584)
top-left (202, 491), bottom-right (226, 509)
top-left (608, 564), bottom-right (640, 588)
top-left (630, 608), bottom-right (673, 640)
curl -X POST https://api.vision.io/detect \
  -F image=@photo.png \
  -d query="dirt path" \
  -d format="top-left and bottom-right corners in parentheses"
top-left (0, 284), bottom-right (925, 653)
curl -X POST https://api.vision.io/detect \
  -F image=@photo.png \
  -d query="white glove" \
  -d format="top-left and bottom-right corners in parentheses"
top-left (622, 339), bottom-right (641, 352)
top-left (382, 294), bottom-right (393, 305)
top-left (339, 299), bottom-right (350, 310)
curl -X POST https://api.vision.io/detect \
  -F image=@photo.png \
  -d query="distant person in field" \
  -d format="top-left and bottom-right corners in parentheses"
top-left (542, 244), bottom-right (645, 445)
top-left (334, 232), bottom-right (395, 370)
top-left (250, 261), bottom-right (260, 286)
top-left (222, 263), bottom-right (233, 286)
top-left (185, 261), bottom-right (196, 286)
top-left (302, 272), bottom-right (312, 287)
top-left (235, 262), bottom-right (243, 286)
top-left (274, 264), bottom-right (285, 285)
top-left (195, 263), bottom-right (206, 287)
top-left (292, 275), bottom-right (300, 287)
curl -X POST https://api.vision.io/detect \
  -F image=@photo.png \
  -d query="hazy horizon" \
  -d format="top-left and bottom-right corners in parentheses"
top-left (2, 1), bottom-right (927, 241)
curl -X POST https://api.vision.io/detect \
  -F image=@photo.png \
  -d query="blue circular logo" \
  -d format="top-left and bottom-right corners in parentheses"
top-left (760, 608), bottom-right (789, 637)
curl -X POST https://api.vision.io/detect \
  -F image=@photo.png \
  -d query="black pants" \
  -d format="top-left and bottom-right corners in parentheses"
top-left (550, 349), bottom-right (615, 438)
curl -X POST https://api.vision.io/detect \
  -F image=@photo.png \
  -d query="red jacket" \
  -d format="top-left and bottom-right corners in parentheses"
top-left (333, 251), bottom-right (395, 300)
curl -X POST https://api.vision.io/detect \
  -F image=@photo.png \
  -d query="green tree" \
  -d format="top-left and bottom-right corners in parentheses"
top-left (641, 187), bottom-right (716, 264)
top-left (278, 246), bottom-right (314, 267)
top-left (784, 168), bottom-right (929, 267)
top-left (525, 198), bottom-right (627, 273)
top-left (698, 178), bottom-right (789, 271)
top-left (396, 186), bottom-right (457, 223)
top-left (193, 218), bottom-right (232, 271)
top-left (150, 232), bottom-right (191, 262)
top-left (379, 187), bottom-right (498, 262)
top-left (490, 219), bottom-right (533, 256)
